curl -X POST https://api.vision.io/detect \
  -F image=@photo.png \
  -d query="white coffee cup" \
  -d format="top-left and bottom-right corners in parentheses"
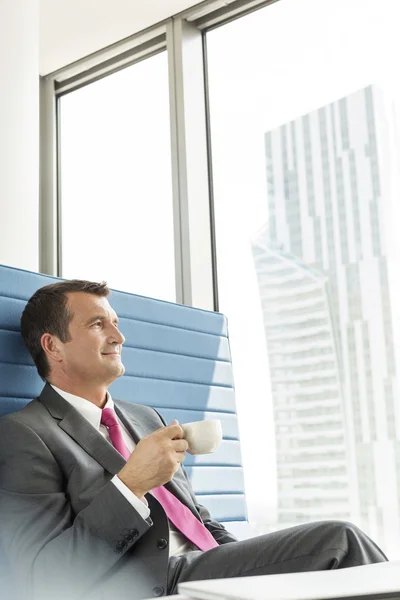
top-left (181, 419), bottom-right (223, 455)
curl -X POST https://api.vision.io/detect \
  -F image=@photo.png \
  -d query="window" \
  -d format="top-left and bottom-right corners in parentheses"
top-left (207, 0), bottom-right (400, 556)
top-left (59, 52), bottom-right (176, 301)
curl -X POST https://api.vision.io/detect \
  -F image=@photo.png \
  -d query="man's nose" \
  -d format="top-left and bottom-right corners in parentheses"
top-left (109, 325), bottom-right (125, 345)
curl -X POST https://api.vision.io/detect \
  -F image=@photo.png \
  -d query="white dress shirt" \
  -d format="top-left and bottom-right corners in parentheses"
top-left (51, 385), bottom-right (196, 556)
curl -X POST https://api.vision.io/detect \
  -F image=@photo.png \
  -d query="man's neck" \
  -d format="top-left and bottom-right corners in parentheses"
top-left (49, 379), bottom-right (108, 408)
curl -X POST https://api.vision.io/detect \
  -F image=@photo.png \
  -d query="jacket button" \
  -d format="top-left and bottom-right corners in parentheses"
top-left (157, 538), bottom-right (168, 550)
top-left (153, 586), bottom-right (164, 596)
top-left (125, 528), bottom-right (139, 543)
top-left (115, 540), bottom-right (127, 554)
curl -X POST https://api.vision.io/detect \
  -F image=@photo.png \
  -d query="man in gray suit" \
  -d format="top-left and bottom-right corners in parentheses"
top-left (0, 280), bottom-right (387, 600)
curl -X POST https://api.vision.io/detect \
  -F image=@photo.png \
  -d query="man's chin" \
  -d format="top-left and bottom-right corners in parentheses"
top-left (111, 361), bottom-right (125, 376)
top-left (103, 361), bottom-right (125, 383)
top-left (117, 363), bottom-right (125, 377)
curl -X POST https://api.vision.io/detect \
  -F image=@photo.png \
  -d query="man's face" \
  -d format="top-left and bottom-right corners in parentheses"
top-left (55, 292), bottom-right (126, 386)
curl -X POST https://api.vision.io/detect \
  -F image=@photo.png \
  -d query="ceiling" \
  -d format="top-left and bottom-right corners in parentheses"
top-left (39, 0), bottom-right (205, 75)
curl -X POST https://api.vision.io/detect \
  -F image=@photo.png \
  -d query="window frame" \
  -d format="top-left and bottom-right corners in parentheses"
top-left (39, 0), bottom-right (278, 310)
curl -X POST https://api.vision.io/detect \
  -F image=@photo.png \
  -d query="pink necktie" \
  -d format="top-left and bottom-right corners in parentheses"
top-left (101, 408), bottom-right (218, 552)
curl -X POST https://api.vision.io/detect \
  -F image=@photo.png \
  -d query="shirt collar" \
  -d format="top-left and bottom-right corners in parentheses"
top-left (50, 384), bottom-right (114, 431)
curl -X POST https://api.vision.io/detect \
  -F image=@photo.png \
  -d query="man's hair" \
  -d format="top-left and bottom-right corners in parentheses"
top-left (20, 279), bottom-right (110, 381)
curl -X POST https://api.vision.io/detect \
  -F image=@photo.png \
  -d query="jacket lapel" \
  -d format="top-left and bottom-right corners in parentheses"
top-left (39, 384), bottom-right (125, 475)
top-left (114, 402), bottom-right (147, 445)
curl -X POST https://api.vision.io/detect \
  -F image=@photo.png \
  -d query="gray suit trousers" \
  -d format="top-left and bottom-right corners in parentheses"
top-left (167, 520), bottom-right (388, 594)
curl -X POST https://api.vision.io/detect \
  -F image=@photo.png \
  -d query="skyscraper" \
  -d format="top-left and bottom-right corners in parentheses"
top-left (252, 238), bottom-right (353, 525)
top-left (254, 85), bottom-right (400, 555)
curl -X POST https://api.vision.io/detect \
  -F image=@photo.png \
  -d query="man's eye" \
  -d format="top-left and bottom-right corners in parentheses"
top-left (92, 321), bottom-right (102, 327)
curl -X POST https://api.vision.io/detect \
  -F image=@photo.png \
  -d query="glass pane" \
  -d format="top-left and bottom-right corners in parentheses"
top-left (59, 52), bottom-right (176, 302)
top-left (207, 0), bottom-right (400, 558)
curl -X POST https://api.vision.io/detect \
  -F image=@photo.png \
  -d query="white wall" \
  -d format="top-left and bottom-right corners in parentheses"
top-left (0, 0), bottom-right (39, 271)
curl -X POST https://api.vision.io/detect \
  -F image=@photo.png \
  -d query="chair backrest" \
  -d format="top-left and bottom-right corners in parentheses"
top-left (0, 263), bottom-right (248, 537)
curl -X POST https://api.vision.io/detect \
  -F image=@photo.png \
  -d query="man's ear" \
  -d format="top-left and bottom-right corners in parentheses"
top-left (41, 333), bottom-right (64, 364)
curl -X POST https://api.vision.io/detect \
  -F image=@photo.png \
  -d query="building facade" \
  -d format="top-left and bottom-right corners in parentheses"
top-left (254, 85), bottom-right (400, 555)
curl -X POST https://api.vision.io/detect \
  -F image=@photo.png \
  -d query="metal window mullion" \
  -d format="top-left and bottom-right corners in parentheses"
top-left (46, 24), bottom-right (166, 86)
top-left (184, 0), bottom-right (280, 29)
top-left (167, 17), bottom-right (215, 311)
top-left (39, 76), bottom-right (58, 276)
top-left (202, 32), bottom-right (219, 312)
top-left (56, 96), bottom-right (63, 277)
top-left (167, 19), bottom-right (187, 307)
top-left (54, 34), bottom-right (166, 97)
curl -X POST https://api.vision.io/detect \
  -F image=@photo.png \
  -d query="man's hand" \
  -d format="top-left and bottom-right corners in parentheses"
top-left (118, 420), bottom-right (188, 497)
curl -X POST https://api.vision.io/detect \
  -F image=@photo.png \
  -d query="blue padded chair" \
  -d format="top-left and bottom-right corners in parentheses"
top-left (0, 263), bottom-right (249, 539)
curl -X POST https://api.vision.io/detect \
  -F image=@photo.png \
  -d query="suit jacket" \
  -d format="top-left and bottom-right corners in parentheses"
top-left (0, 384), bottom-right (237, 600)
